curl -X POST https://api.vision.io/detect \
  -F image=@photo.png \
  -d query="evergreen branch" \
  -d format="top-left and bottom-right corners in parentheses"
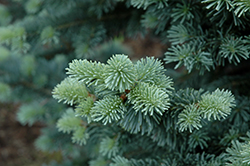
top-left (151, 76), bottom-right (174, 93)
top-left (136, 56), bottom-right (165, 81)
top-left (25, 0), bottom-right (43, 14)
top-left (202, 0), bottom-right (246, 27)
top-left (104, 54), bottom-right (136, 92)
top-left (16, 101), bottom-right (45, 126)
top-left (0, 26), bottom-right (26, 43)
top-left (72, 126), bottom-right (89, 146)
top-left (177, 103), bottom-right (202, 133)
top-left (188, 130), bottom-right (210, 150)
top-left (164, 44), bottom-right (195, 72)
top-left (99, 137), bottom-right (119, 158)
top-left (226, 140), bottom-right (250, 166)
top-left (131, 0), bottom-right (168, 10)
top-left (73, 25), bottom-right (106, 59)
top-left (234, 0), bottom-right (250, 17)
top-left (0, 26), bottom-right (29, 52)
top-left (199, 88), bottom-right (236, 121)
top-left (91, 95), bottom-right (126, 125)
top-left (40, 26), bottom-right (60, 44)
top-left (110, 156), bottom-right (130, 166)
top-left (135, 56), bottom-right (174, 92)
top-left (218, 36), bottom-right (250, 66)
top-left (202, 0), bottom-right (234, 11)
top-left (228, 96), bottom-right (250, 126)
top-left (75, 96), bottom-right (95, 123)
top-left (119, 106), bottom-right (161, 134)
top-left (171, 88), bottom-right (205, 112)
top-left (52, 77), bottom-right (88, 106)
top-left (66, 59), bottom-right (105, 86)
top-left (128, 82), bottom-right (170, 116)
top-left (171, 1), bottom-right (196, 24)
top-left (141, 7), bottom-right (171, 34)
top-left (56, 108), bottom-right (82, 134)
top-left (219, 129), bottom-right (240, 147)
top-left (167, 24), bottom-right (193, 45)
top-left (164, 43), bottom-right (213, 74)
top-left (167, 24), bottom-right (206, 45)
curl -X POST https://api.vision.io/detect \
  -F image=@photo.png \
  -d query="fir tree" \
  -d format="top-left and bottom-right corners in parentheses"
top-left (0, 0), bottom-right (250, 165)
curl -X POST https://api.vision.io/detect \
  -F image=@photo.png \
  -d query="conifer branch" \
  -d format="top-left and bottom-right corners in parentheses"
top-left (104, 54), bottom-right (136, 92)
top-left (4, 0), bottom-right (249, 165)
top-left (128, 82), bottom-right (170, 116)
top-left (177, 103), bottom-right (202, 132)
top-left (199, 88), bottom-right (236, 121)
top-left (52, 77), bottom-right (88, 105)
top-left (91, 95), bottom-right (126, 125)
top-left (66, 59), bottom-right (105, 87)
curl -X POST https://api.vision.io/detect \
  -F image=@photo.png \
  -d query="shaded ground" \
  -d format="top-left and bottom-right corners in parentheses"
top-left (0, 103), bottom-right (45, 166)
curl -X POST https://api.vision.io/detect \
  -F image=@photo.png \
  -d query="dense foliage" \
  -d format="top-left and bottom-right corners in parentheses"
top-left (0, 0), bottom-right (250, 165)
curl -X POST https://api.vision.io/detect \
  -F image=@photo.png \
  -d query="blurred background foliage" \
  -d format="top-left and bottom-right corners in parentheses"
top-left (0, 0), bottom-right (249, 166)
